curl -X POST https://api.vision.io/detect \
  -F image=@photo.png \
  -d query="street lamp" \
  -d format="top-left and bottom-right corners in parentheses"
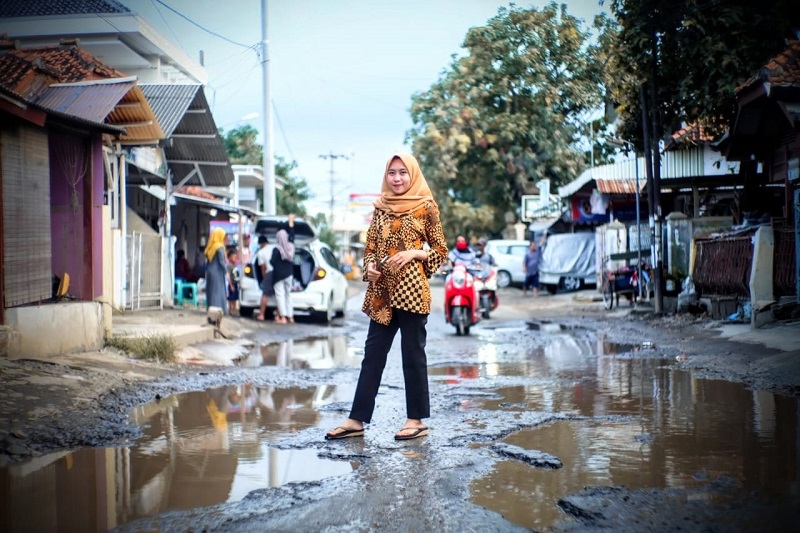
top-left (608, 138), bottom-right (644, 303)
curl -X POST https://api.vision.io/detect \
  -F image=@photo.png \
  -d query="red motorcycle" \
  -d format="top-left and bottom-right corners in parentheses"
top-left (444, 263), bottom-right (481, 335)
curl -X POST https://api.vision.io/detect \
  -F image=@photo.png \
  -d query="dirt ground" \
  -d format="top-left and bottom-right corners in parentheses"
top-left (2, 290), bottom-right (798, 466)
top-left (1, 288), bottom-right (799, 531)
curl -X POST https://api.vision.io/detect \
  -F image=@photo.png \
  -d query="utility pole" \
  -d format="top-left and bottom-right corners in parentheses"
top-left (319, 152), bottom-right (348, 228)
top-left (260, 0), bottom-right (275, 214)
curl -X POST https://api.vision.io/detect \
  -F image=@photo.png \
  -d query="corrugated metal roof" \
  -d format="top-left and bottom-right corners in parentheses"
top-left (140, 84), bottom-right (233, 187)
top-left (596, 177), bottom-right (643, 195)
top-left (36, 78), bottom-right (134, 123)
top-left (109, 84), bottom-right (164, 143)
top-left (0, 44), bottom-right (163, 140)
top-left (0, 0), bottom-right (129, 17)
top-left (139, 84), bottom-right (198, 136)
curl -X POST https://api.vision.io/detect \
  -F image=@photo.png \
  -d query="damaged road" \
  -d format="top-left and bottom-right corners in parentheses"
top-left (1, 286), bottom-right (799, 532)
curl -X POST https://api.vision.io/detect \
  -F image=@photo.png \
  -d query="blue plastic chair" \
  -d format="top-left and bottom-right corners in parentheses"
top-left (174, 278), bottom-right (186, 306)
top-left (181, 282), bottom-right (199, 307)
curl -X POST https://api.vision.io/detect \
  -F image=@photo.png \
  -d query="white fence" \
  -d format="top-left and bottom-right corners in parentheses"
top-left (127, 231), bottom-right (164, 310)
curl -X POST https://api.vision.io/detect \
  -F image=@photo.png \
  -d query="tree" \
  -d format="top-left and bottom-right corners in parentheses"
top-left (220, 128), bottom-right (310, 216)
top-left (607, 0), bottom-right (800, 145)
top-left (274, 157), bottom-right (310, 216)
top-left (220, 125), bottom-right (262, 165)
top-left (408, 2), bottom-right (611, 235)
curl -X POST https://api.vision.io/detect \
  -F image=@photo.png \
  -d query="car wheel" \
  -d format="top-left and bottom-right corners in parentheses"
top-left (314, 293), bottom-right (335, 323)
top-left (496, 270), bottom-right (512, 288)
top-left (560, 276), bottom-right (583, 292)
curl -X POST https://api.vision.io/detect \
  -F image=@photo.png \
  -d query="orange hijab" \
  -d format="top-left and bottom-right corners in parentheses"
top-left (373, 153), bottom-right (436, 215)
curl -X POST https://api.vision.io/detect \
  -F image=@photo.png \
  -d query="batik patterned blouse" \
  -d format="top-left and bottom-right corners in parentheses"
top-left (361, 201), bottom-right (448, 324)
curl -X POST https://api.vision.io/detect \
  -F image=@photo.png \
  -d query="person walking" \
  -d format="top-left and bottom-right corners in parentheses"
top-left (270, 214), bottom-right (296, 324)
top-left (325, 153), bottom-right (447, 441)
top-left (204, 227), bottom-right (230, 314)
top-left (522, 235), bottom-right (545, 297)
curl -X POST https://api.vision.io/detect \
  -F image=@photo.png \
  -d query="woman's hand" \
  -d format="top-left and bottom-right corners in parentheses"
top-left (383, 250), bottom-right (425, 272)
top-left (366, 261), bottom-right (382, 283)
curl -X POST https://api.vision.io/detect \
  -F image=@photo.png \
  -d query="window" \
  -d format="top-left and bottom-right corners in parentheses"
top-left (320, 247), bottom-right (340, 270)
top-left (509, 245), bottom-right (528, 258)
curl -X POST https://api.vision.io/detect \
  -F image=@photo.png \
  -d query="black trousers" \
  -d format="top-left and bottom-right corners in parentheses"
top-left (349, 308), bottom-right (430, 424)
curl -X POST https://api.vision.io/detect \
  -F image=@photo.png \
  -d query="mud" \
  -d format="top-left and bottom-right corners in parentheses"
top-left (1, 289), bottom-right (799, 532)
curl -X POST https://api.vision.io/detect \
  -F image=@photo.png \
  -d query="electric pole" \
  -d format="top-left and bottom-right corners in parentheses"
top-left (319, 152), bottom-right (348, 228)
top-left (260, 0), bottom-right (275, 214)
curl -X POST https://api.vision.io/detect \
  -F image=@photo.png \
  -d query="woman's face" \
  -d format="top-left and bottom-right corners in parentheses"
top-left (386, 157), bottom-right (411, 195)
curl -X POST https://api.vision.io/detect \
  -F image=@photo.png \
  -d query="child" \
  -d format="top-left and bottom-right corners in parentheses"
top-left (226, 249), bottom-right (240, 316)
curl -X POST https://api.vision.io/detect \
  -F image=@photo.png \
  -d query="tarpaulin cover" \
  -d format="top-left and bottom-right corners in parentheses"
top-left (540, 232), bottom-right (596, 279)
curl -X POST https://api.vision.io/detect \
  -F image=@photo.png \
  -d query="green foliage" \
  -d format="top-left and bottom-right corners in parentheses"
top-left (408, 2), bottom-right (611, 235)
top-left (220, 125), bottom-right (262, 165)
top-left (107, 334), bottom-right (178, 363)
top-left (220, 126), bottom-right (309, 215)
top-left (607, 0), bottom-right (800, 146)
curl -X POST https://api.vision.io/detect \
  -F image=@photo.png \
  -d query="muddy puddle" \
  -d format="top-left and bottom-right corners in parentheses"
top-left (236, 335), bottom-right (362, 368)
top-left (467, 358), bottom-right (800, 530)
top-left (0, 384), bottom-right (357, 532)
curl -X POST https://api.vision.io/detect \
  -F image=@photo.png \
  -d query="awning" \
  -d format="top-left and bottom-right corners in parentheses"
top-left (528, 217), bottom-right (558, 234)
top-left (140, 84), bottom-right (234, 187)
top-left (40, 77), bottom-right (164, 143)
top-left (140, 185), bottom-right (262, 216)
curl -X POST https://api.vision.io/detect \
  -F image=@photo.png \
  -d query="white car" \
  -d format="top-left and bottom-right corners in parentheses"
top-left (484, 239), bottom-right (530, 288)
top-left (239, 216), bottom-right (348, 322)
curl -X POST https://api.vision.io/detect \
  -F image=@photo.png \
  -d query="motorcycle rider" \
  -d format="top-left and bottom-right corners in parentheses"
top-left (473, 238), bottom-right (495, 280)
top-left (447, 234), bottom-right (478, 268)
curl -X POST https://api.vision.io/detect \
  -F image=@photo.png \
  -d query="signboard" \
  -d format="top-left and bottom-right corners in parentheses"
top-left (522, 194), bottom-right (562, 221)
top-left (348, 193), bottom-right (381, 207)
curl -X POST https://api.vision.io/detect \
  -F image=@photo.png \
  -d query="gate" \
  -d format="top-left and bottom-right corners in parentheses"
top-left (127, 231), bottom-right (164, 310)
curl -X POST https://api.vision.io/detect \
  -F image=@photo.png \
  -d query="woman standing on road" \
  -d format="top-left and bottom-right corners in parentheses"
top-left (325, 153), bottom-right (448, 441)
top-left (270, 214), bottom-right (296, 324)
top-left (204, 227), bottom-right (230, 314)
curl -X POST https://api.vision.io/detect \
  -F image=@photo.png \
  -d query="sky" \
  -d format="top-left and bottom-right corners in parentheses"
top-left (121, 0), bottom-right (607, 216)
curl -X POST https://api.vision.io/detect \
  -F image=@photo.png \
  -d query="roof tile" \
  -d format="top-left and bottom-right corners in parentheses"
top-left (0, 0), bottom-right (129, 18)
top-left (0, 44), bottom-right (126, 101)
top-left (737, 39), bottom-right (800, 92)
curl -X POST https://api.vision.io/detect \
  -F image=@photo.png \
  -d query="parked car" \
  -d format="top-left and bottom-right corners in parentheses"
top-left (539, 232), bottom-right (597, 293)
top-left (483, 239), bottom-right (530, 288)
top-left (238, 216), bottom-right (347, 322)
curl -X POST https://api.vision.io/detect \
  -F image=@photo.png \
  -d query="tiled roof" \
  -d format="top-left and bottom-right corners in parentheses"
top-left (0, 44), bottom-right (125, 102)
top-left (0, 0), bottom-right (129, 18)
top-left (176, 186), bottom-right (218, 200)
top-left (669, 122), bottom-right (716, 145)
top-left (737, 39), bottom-right (800, 93)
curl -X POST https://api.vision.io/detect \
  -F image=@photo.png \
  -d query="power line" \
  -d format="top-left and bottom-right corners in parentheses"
top-left (272, 101), bottom-right (296, 164)
top-left (150, 0), bottom-right (185, 51)
top-left (152, 0), bottom-right (253, 49)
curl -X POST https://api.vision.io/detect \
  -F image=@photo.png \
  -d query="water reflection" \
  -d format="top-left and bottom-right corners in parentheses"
top-left (470, 363), bottom-right (800, 530)
top-left (236, 335), bottom-right (361, 368)
top-left (0, 385), bottom-right (355, 532)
